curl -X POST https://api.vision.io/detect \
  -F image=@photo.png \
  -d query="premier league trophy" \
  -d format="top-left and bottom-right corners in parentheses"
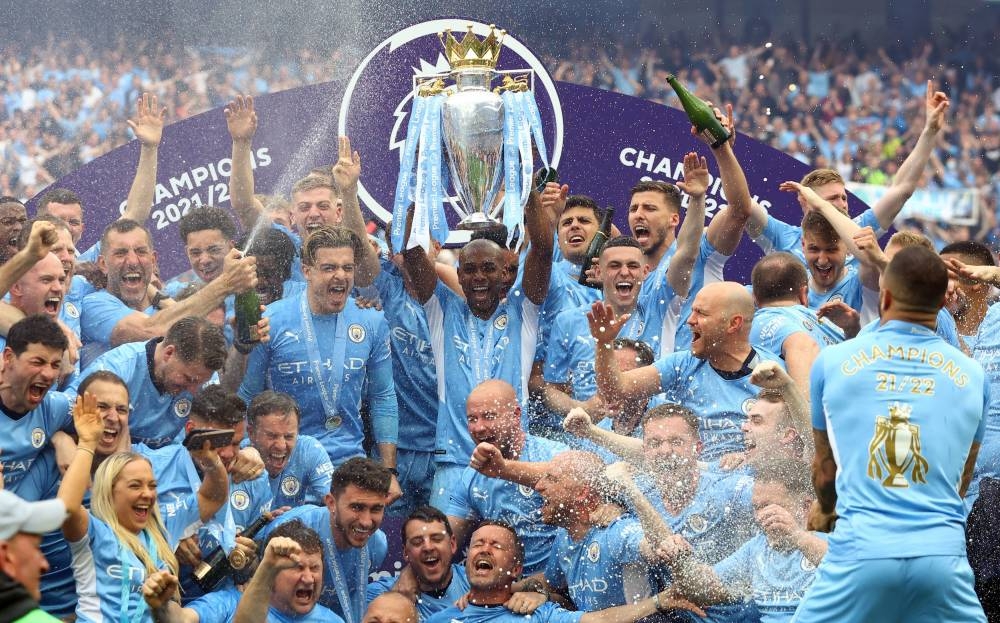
top-left (390, 24), bottom-right (554, 251)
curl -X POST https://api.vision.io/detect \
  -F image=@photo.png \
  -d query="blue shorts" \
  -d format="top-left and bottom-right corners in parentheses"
top-left (428, 463), bottom-right (463, 512)
top-left (792, 556), bottom-right (985, 623)
top-left (387, 449), bottom-right (436, 518)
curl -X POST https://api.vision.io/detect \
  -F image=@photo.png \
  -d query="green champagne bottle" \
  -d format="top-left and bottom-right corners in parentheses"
top-left (665, 74), bottom-right (731, 148)
top-left (577, 207), bottom-right (614, 288)
top-left (235, 289), bottom-right (262, 345)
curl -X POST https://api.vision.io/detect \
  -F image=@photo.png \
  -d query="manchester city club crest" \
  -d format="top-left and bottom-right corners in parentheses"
top-left (31, 427), bottom-right (45, 448)
top-left (174, 398), bottom-right (192, 418)
top-left (493, 313), bottom-right (508, 331)
top-left (801, 556), bottom-right (817, 572)
top-left (349, 323), bottom-right (366, 343)
top-left (231, 490), bottom-right (251, 511)
top-left (64, 302), bottom-right (80, 318)
top-left (517, 483), bottom-right (534, 497)
top-left (686, 513), bottom-right (708, 533)
top-left (338, 19), bottom-right (562, 243)
top-left (741, 398), bottom-right (756, 415)
top-left (281, 476), bottom-right (301, 497)
top-left (587, 541), bottom-right (601, 563)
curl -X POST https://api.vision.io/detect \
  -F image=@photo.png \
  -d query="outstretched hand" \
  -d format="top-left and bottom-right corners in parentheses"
top-left (690, 101), bottom-right (736, 149)
top-left (332, 135), bottom-right (361, 190)
top-left (127, 92), bottom-right (166, 147)
top-left (924, 80), bottom-right (950, 134)
top-left (225, 95), bottom-right (257, 142)
top-left (73, 392), bottom-right (103, 448)
top-left (779, 180), bottom-right (828, 213)
top-left (676, 152), bottom-right (709, 198)
top-left (586, 301), bottom-right (630, 345)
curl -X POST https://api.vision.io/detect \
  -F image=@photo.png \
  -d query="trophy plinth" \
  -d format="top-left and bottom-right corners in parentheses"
top-left (457, 211), bottom-right (504, 231)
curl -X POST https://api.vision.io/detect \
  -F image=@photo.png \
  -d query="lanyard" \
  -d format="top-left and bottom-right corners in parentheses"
top-left (466, 310), bottom-right (502, 387)
top-left (324, 527), bottom-right (368, 623)
top-left (300, 293), bottom-right (350, 429)
top-left (119, 529), bottom-right (158, 623)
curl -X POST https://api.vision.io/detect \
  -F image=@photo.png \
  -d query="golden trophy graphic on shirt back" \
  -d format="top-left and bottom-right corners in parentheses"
top-left (867, 402), bottom-right (930, 488)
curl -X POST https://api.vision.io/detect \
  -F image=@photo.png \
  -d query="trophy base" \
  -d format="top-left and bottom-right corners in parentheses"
top-left (457, 213), bottom-right (504, 232)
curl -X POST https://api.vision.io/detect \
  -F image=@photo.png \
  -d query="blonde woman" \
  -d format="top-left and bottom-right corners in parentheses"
top-left (60, 392), bottom-right (228, 623)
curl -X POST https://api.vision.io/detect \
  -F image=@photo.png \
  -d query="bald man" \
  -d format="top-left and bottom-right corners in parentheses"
top-left (470, 449), bottom-right (651, 611)
top-left (364, 592), bottom-right (419, 623)
top-left (590, 282), bottom-right (784, 462)
top-left (444, 380), bottom-right (568, 576)
top-left (800, 245), bottom-right (987, 622)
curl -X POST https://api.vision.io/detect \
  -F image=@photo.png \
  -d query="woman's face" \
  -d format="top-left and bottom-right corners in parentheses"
top-left (112, 459), bottom-right (157, 533)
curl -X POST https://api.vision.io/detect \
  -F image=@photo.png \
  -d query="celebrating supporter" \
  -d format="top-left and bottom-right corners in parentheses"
top-left (78, 218), bottom-right (256, 365)
top-left (4, 12), bottom-right (1000, 621)
top-left (445, 380), bottom-right (568, 576)
top-left (801, 246), bottom-right (988, 621)
top-left (652, 458), bottom-right (827, 621)
top-left (396, 184), bottom-right (553, 508)
top-left (424, 521), bottom-right (705, 623)
top-left (749, 251), bottom-right (844, 396)
top-left (37, 370), bottom-right (231, 617)
top-left (0, 315), bottom-right (72, 498)
top-left (366, 506), bottom-right (473, 619)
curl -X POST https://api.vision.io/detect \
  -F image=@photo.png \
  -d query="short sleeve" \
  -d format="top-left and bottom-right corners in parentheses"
top-left (810, 352), bottom-right (828, 431)
top-left (754, 214), bottom-right (802, 256)
top-left (80, 291), bottom-right (137, 346)
top-left (444, 470), bottom-right (478, 521)
top-left (652, 351), bottom-right (689, 395)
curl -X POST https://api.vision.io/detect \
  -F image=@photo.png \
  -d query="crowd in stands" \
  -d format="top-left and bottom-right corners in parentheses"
top-left (4, 30), bottom-right (1000, 246)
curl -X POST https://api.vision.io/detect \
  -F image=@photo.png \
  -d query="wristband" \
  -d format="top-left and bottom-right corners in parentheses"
top-left (77, 446), bottom-right (95, 457)
top-left (654, 592), bottom-right (669, 613)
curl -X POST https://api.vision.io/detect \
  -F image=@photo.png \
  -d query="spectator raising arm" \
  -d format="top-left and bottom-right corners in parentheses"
top-left (870, 81), bottom-right (950, 231)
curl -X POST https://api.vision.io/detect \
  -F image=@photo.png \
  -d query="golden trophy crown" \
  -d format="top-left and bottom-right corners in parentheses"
top-left (888, 402), bottom-right (913, 422)
top-left (439, 24), bottom-right (505, 69)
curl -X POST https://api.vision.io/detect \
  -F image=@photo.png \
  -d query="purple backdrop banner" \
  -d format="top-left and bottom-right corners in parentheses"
top-left (31, 18), bottom-right (869, 284)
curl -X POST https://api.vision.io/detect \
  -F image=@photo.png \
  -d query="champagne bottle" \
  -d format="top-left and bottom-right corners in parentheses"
top-left (665, 74), bottom-right (731, 148)
top-left (193, 513), bottom-right (272, 592)
top-left (234, 289), bottom-right (262, 346)
top-left (577, 207), bottom-right (614, 288)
